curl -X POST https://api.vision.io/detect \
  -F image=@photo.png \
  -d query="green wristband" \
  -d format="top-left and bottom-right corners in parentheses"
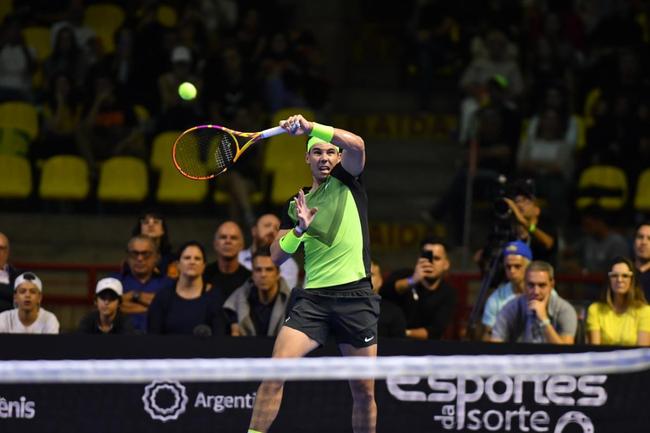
top-left (309, 122), bottom-right (334, 142)
top-left (528, 223), bottom-right (537, 233)
top-left (279, 229), bottom-right (303, 254)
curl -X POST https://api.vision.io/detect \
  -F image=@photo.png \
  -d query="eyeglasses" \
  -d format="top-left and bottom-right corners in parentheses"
top-left (127, 250), bottom-right (154, 259)
top-left (608, 272), bottom-right (633, 279)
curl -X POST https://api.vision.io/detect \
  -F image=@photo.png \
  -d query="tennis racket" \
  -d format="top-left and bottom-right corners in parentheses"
top-left (172, 124), bottom-right (289, 180)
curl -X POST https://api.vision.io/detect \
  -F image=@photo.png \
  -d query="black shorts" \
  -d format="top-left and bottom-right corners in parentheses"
top-left (284, 283), bottom-right (381, 348)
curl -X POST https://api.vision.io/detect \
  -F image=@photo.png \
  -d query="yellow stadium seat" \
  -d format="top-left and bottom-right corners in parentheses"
top-left (0, 101), bottom-right (39, 141)
top-left (634, 169), bottom-right (650, 212)
top-left (39, 155), bottom-right (90, 200)
top-left (264, 108), bottom-right (315, 204)
top-left (157, 4), bottom-right (178, 27)
top-left (575, 165), bottom-right (628, 210)
top-left (156, 167), bottom-right (207, 203)
top-left (150, 131), bottom-right (181, 171)
top-left (0, 0), bottom-right (12, 23)
top-left (22, 26), bottom-right (51, 62)
top-left (0, 154), bottom-right (31, 198)
top-left (97, 156), bottom-right (148, 202)
top-left (83, 3), bottom-right (125, 53)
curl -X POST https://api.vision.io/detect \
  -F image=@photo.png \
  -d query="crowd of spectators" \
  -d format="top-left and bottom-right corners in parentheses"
top-left (419, 0), bottom-right (649, 254)
top-left (1, 216), bottom-right (649, 346)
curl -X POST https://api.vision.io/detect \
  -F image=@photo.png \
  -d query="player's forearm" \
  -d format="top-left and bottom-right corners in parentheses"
top-left (271, 229), bottom-right (295, 266)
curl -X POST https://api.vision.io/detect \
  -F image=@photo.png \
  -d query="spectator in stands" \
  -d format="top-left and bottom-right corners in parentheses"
top-left (147, 241), bottom-right (226, 335)
top-left (0, 232), bottom-right (19, 313)
top-left (239, 213), bottom-right (299, 289)
top-left (372, 260), bottom-right (406, 338)
top-left (502, 178), bottom-right (558, 266)
top-left (76, 69), bottom-right (145, 169)
top-left (491, 261), bottom-right (577, 344)
top-left (204, 220), bottom-right (251, 303)
top-left (77, 277), bottom-right (134, 335)
top-left (157, 45), bottom-right (204, 131)
top-left (381, 237), bottom-right (457, 339)
top-left (481, 240), bottom-right (532, 340)
top-left (203, 45), bottom-right (265, 228)
top-left (0, 15), bottom-right (35, 101)
top-left (50, 0), bottom-right (96, 58)
top-left (428, 75), bottom-right (522, 242)
top-left (634, 222), bottom-right (650, 299)
top-left (224, 248), bottom-right (291, 337)
top-left (0, 272), bottom-right (59, 334)
top-left (43, 24), bottom-right (87, 89)
top-left (261, 31), bottom-right (304, 111)
top-left (37, 72), bottom-right (83, 158)
top-left (586, 256), bottom-right (650, 346)
top-left (131, 211), bottom-right (177, 278)
top-left (458, 28), bottom-right (523, 144)
top-left (517, 85), bottom-right (579, 225)
top-left (118, 235), bottom-right (175, 333)
top-left (564, 205), bottom-right (629, 274)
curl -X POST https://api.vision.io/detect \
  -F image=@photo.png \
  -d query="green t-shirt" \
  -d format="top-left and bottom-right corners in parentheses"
top-left (282, 164), bottom-right (371, 289)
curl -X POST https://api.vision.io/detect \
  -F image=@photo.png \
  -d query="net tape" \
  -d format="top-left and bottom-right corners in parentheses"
top-left (2, 349), bottom-right (649, 383)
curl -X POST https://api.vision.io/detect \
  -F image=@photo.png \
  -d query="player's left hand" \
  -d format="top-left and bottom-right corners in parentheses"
top-left (295, 189), bottom-right (317, 231)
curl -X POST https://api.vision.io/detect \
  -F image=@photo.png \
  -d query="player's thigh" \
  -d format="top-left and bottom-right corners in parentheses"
top-left (272, 325), bottom-right (320, 358)
top-left (340, 343), bottom-right (377, 399)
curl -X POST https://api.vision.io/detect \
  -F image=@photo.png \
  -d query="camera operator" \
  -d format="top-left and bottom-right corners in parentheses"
top-left (501, 179), bottom-right (558, 266)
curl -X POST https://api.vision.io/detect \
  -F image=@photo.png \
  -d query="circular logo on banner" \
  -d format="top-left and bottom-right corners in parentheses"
top-left (142, 380), bottom-right (189, 422)
top-left (554, 411), bottom-right (595, 433)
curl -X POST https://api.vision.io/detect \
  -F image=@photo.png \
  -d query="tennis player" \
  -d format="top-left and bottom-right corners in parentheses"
top-left (247, 114), bottom-right (379, 433)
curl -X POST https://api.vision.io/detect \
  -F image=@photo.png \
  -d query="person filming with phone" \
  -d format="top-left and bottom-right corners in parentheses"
top-left (381, 237), bottom-right (458, 339)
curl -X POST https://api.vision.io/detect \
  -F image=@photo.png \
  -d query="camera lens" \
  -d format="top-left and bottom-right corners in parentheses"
top-left (493, 198), bottom-right (511, 219)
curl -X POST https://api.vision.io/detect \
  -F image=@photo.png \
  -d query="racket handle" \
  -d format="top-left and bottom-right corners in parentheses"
top-left (260, 126), bottom-right (287, 138)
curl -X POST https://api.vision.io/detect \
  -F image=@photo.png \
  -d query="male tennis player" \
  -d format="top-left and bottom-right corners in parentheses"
top-left (247, 115), bottom-right (379, 433)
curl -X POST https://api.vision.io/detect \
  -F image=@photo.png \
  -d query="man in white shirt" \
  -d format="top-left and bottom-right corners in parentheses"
top-left (0, 272), bottom-right (59, 334)
top-left (238, 213), bottom-right (300, 289)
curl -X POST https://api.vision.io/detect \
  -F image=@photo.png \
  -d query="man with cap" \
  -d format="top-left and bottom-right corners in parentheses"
top-left (0, 272), bottom-right (59, 334)
top-left (481, 240), bottom-right (532, 340)
top-left (78, 277), bottom-right (134, 335)
top-left (491, 260), bottom-right (577, 344)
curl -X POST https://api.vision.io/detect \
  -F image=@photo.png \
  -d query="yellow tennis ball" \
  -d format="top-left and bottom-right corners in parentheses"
top-left (178, 81), bottom-right (197, 100)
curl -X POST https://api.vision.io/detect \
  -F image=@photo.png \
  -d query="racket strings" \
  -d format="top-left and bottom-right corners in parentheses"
top-left (173, 128), bottom-right (238, 178)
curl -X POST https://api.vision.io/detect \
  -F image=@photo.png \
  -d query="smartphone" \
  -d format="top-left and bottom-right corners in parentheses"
top-left (420, 250), bottom-right (433, 262)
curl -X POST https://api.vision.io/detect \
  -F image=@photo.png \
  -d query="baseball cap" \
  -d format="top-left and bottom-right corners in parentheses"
top-left (503, 241), bottom-right (533, 261)
top-left (14, 272), bottom-right (43, 292)
top-left (171, 46), bottom-right (192, 63)
top-left (95, 277), bottom-right (124, 297)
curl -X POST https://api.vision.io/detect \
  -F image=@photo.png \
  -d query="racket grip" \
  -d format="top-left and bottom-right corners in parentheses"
top-left (260, 126), bottom-right (287, 138)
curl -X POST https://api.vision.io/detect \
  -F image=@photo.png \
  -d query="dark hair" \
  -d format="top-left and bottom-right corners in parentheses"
top-left (635, 221), bottom-right (650, 236)
top-left (419, 237), bottom-right (449, 254)
top-left (131, 210), bottom-right (172, 256)
top-left (177, 240), bottom-right (206, 263)
top-left (252, 247), bottom-right (277, 269)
